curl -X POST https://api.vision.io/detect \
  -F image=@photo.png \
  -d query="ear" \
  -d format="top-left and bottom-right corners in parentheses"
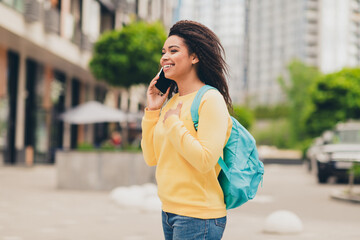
top-left (191, 53), bottom-right (199, 65)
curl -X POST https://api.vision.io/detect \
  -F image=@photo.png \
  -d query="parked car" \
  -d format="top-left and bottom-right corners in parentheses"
top-left (306, 121), bottom-right (360, 183)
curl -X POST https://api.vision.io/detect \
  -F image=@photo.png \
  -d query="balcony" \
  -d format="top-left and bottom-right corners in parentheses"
top-left (81, 33), bottom-right (93, 51)
top-left (72, 23), bottom-right (93, 51)
top-left (306, 10), bottom-right (318, 21)
top-left (307, 24), bottom-right (318, 35)
top-left (7, 0), bottom-right (60, 34)
top-left (305, 34), bottom-right (318, 44)
top-left (351, 13), bottom-right (360, 22)
top-left (0, 1), bottom-right (92, 71)
top-left (306, 57), bottom-right (318, 67)
top-left (307, 0), bottom-right (318, 11)
top-left (24, 0), bottom-right (40, 23)
top-left (44, 8), bottom-right (60, 34)
top-left (306, 46), bottom-right (318, 57)
top-left (351, 0), bottom-right (360, 11)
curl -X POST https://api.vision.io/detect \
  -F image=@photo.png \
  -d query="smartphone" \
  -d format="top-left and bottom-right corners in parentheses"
top-left (155, 68), bottom-right (173, 94)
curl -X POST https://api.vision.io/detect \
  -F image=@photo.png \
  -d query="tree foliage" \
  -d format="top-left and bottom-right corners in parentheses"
top-left (232, 105), bottom-right (254, 130)
top-left (89, 21), bottom-right (167, 88)
top-left (253, 105), bottom-right (289, 119)
top-left (278, 59), bottom-right (322, 144)
top-left (305, 68), bottom-right (360, 136)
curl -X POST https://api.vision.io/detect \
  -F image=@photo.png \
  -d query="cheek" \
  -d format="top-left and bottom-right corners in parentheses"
top-left (174, 54), bottom-right (192, 66)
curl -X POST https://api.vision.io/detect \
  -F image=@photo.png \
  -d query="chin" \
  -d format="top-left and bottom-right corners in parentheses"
top-left (165, 72), bottom-right (174, 80)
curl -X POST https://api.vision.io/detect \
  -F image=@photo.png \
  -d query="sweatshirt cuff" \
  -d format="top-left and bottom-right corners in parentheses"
top-left (143, 108), bottom-right (161, 120)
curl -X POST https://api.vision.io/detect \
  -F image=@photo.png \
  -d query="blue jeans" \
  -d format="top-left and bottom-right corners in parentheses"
top-left (162, 211), bottom-right (226, 240)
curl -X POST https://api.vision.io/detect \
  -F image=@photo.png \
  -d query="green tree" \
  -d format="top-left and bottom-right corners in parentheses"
top-left (348, 163), bottom-right (360, 195)
top-left (89, 21), bottom-right (167, 88)
top-left (232, 105), bottom-right (254, 130)
top-left (278, 59), bottom-right (322, 145)
top-left (305, 68), bottom-right (360, 137)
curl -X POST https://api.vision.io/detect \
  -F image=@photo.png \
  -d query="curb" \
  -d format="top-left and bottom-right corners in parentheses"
top-left (262, 158), bottom-right (303, 165)
top-left (330, 190), bottom-right (360, 204)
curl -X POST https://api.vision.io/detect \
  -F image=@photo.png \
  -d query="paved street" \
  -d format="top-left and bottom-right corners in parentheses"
top-left (0, 164), bottom-right (359, 240)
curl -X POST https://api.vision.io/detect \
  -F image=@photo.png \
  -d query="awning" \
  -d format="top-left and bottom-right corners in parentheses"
top-left (59, 101), bottom-right (138, 124)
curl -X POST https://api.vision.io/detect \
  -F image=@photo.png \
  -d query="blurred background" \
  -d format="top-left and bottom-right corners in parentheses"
top-left (1, 0), bottom-right (360, 164)
top-left (1, 0), bottom-right (360, 166)
top-left (0, 0), bottom-right (360, 239)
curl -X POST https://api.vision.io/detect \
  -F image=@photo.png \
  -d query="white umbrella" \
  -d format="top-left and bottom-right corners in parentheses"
top-left (59, 101), bottom-right (129, 124)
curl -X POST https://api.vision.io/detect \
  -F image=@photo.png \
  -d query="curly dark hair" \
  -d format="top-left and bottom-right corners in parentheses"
top-left (167, 20), bottom-right (232, 110)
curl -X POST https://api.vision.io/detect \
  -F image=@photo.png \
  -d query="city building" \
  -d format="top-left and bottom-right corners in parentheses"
top-left (247, 0), bottom-right (313, 105)
top-left (317, 0), bottom-right (360, 73)
top-left (0, 0), bottom-right (174, 165)
top-left (174, 0), bottom-right (247, 104)
top-left (247, 0), bottom-right (360, 106)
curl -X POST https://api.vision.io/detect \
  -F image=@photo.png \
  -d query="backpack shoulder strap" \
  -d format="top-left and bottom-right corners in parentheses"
top-left (190, 85), bottom-right (216, 131)
top-left (218, 156), bottom-right (229, 173)
top-left (190, 85), bottom-right (231, 178)
top-left (190, 85), bottom-right (230, 179)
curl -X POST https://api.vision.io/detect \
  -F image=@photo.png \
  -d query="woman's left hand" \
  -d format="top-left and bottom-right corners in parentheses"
top-left (163, 102), bottom-right (183, 123)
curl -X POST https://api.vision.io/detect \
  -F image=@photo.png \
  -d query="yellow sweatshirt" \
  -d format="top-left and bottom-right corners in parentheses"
top-left (141, 89), bottom-right (232, 219)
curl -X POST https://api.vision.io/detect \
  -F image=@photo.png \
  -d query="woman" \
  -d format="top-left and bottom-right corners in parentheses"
top-left (141, 20), bottom-right (233, 240)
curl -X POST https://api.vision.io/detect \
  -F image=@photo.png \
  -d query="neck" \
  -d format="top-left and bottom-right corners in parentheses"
top-left (175, 71), bottom-right (205, 96)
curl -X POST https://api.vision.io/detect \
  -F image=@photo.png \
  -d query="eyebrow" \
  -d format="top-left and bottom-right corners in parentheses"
top-left (162, 45), bottom-right (180, 51)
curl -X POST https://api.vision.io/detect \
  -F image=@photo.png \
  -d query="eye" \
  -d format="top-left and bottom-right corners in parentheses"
top-left (161, 52), bottom-right (165, 55)
top-left (170, 49), bottom-right (178, 53)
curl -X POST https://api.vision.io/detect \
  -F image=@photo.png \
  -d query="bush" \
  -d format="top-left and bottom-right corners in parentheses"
top-left (251, 119), bottom-right (293, 149)
top-left (100, 142), bottom-right (118, 151)
top-left (232, 105), bottom-right (254, 130)
top-left (254, 105), bottom-right (289, 119)
top-left (278, 60), bottom-right (322, 143)
top-left (305, 68), bottom-right (360, 137)
top-left (77, 142), bottom-right (95, 151)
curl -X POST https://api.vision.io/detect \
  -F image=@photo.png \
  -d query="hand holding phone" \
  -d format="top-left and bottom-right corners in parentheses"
top-left (155, 68), bottom-right (173, 94)
top-left (146, 68), bottom-right (172, 110)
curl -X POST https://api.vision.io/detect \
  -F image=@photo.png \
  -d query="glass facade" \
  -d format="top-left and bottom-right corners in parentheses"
top-left (0, 97), bottom-right (8, 149)
top-left (4, 51), bottom-right (19, 164)
top-left (49, 71), bottom-right (66, 162)
top-left (0, 48), bottom-right (7, 153)
top-left (34, 64), bottom-right (48, 163)
top-left (30, 65), bottom-right (66, 163)
top-left (23, 61), bottom-right (66, 163)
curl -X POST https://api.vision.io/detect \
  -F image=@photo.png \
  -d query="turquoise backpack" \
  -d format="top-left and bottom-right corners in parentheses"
top-left (191, 85), bottom-right (264, 209)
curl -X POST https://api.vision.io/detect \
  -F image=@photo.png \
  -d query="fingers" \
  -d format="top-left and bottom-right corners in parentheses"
top-left (176, 102), bottom-right (183, 111)
top-left (161, 85), bottom-right (171, 98)
top-left (149, 75), bottom-right (160, 88)
top-left (163, 102), bottom-right (183, 123)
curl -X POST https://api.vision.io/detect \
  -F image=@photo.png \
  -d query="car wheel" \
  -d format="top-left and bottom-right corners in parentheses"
top-left (306, 159), bottom-right (312, 172)
top-left (318, 171), bottom-right (328, 183)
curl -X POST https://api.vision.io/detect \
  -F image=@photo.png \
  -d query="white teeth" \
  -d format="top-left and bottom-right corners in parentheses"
top-left (164, 65), bottom-right (172, 69)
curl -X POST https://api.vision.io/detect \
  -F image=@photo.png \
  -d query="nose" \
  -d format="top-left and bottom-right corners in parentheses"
top-left (161, 52), bottom-right (169, 62)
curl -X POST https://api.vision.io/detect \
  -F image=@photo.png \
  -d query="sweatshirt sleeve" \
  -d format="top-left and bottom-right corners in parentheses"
top-left (164, 90), bottom-right (230, 173)
top-left (141, 108), bottom-right (161, 166)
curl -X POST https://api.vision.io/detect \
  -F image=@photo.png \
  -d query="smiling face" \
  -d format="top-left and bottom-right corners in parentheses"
top-left (160, 35), bottom-right (198, 81)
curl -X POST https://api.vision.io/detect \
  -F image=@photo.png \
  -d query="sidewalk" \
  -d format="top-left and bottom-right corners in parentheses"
top-left (0, 166), bottom-right (164, 240)
top-left (331, 189), bottom-right (360, 204)
top-left (2, 164), bottom-right (359, 240)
